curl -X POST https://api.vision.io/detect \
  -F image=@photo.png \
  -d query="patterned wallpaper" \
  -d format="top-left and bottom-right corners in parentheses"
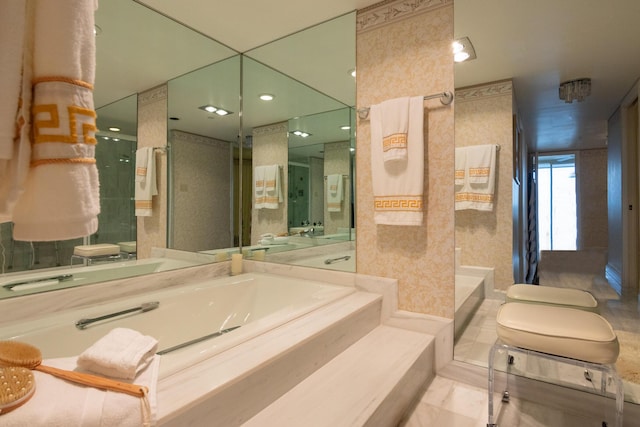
top-left (454, 80), bottom-right (515, 290)
top-left (356, 0), bottom-right (455, 318)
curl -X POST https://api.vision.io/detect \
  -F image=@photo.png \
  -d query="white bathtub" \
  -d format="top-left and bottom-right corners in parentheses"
top-left (0, 257), bottom-right (201, 299)
top-left (454, 273), bottom-right (485, 340)
top-left (0, 272), bottom-right (355, 377)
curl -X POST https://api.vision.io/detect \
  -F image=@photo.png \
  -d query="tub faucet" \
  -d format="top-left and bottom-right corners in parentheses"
top-left (299, 227), bottom-right (315, 237)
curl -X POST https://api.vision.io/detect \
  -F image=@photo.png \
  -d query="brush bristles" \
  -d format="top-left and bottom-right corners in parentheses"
top-left (0, 366), bottom-right (35, 414)
top-left (0, 341), bottom-right (42, 369)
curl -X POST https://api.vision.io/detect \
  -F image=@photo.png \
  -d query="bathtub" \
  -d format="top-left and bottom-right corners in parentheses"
top-left (0, 257), bottom-right (201, 299)
top-left (454, 273), bottom-right (485, 340)
top-left (0, 272), bottom-right (355, 378)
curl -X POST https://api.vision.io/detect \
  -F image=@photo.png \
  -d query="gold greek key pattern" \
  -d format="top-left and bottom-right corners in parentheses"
top-left (33, 104), bottom-right (97, 145)
top-left (383, 133), bottom-right (407, 152)
top-left (327, 202), bottom-right (342, 209)
top-left (455, 192), bottom-right (494, 203)
top-left (33, 76), bottom-right (94, 90)
top-left (136, 167), bottom-right (147, 176)
top-left (455, 169), bottom-right (465, 180)
top-left (31, 157), bottom-right (96, 167)
top-left (135, 200), bottom-right (153, 209)
top-left (255, 180), bottom-right (264, 188)
top-left (374, 196), bottom-right (423, 211)
top-left (468, 167), bottom-right (490, 177)
top-left (330, 185), bottom-right (338, 192)
top-left (256, 196), bottom-right (281, 205)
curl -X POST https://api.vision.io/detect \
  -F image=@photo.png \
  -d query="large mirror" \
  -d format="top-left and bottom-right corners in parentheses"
top-left (453, 0), bottom-right (640, 404)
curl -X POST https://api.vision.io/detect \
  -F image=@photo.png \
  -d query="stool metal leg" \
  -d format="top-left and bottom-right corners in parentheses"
top-left (487, 342), bottom-right (498, 427)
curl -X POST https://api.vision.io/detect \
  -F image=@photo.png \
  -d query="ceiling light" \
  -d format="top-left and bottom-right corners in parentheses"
top-left (349, 69), bottom-right (356, 78)
top-left (215, 109), bottom-right (230, 116)
top-left (94, 25), bottom-right (102, 36)
top-left (108, 126), bottom-right (121, 132)
top-left (292, 130), bottom-right (310, 138)
top-left (198, 105), bottom-right (233, 116)
top-left (340, 125), bottom-right (351, 130)
top-left (452, 37), bottom-right (476, 63)
top-left (259, 94), bottom-right (274, 101)
top-left (559, 78), bottom-right (591, 103)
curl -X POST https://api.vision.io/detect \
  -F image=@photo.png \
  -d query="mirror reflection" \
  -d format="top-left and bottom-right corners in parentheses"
top-left (453, 0), bottom-right (640, 404)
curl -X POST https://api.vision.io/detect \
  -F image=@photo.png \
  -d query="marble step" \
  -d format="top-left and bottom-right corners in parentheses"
top-left (243, 325), bottom-right (435, 427)
top-left (159, 290), bottom-right (383, 426)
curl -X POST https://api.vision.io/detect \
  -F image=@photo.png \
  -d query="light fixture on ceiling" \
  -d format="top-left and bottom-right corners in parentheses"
top-left (292, 130), bottom-right (311, 138)
top-left (108, 126), bottom-right (121, 132)
top-left (198, 105), bottom-right (233, 116)
top-left (349, 68), bottom-right (356, 78)
top-left (452, 37), bottom-right (476, 63)
top-left (559, 78), bottom-right (591, 103)
top-left (259, 94), bottom-right (274, 101)
top-left (340, 125), bottom-right (350, 130)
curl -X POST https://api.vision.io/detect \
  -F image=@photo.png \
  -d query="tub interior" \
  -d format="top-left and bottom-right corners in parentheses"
top-left (0, 273), bottom-right (355, 377)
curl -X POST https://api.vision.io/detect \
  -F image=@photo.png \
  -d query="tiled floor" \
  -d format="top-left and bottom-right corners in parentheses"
top-left (402, 375), bottom-right (600, 427)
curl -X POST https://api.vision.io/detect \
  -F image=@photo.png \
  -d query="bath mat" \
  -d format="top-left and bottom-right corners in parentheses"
top-left (614, 330), bottom-right (640, 384)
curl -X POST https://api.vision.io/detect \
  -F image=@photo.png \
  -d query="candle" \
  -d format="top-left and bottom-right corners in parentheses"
top-left (253, 250), bottom-right (265, 261)
top-left (231, 253), bottom-right (243, 275)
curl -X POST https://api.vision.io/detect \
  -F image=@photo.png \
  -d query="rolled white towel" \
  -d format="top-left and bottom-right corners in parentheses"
top-left (77, 328), bottom-right (158, 380)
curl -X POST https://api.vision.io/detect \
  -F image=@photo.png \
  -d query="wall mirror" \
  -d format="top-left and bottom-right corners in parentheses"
top-left (453, 0), bottom-right (640, 404)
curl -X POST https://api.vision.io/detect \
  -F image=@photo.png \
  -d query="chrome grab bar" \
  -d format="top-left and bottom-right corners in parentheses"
top-left (324, 255), bottom-right (351, 265)
top-left (156, 325), bottom-right (241, 355)
top-left (75, 301), bottom-right (160, 329)
top-left (3, 274), bottom-right (73, 291)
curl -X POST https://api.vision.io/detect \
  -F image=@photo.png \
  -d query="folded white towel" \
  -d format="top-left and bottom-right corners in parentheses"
top-left (370, 96), bottom-right (424, 225)
top-left (77, 327), bottom-right (159, 380)
top-left (326, 174), bottom-right (343, 212)
top-left (135, 147), bottom-right (158, 217)
top-left (255, 164), bottom-right (282, 210)
top-left (455, 144), bottom-right (497, 211)
top-left (11, 0), bottom-right (100, 241)
top-left (0, 355), bottom-right (159, 427)
top-left (380, 97), bottom-right (410, 163)
top-left (466, 144), bottom-right (495, 183)
top-left (0, 0), bottom-right (33, 223)
top-left (254, 165), bottom-right (266, 209)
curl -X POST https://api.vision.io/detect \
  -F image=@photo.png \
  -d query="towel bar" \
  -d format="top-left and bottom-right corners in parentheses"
top-left (357, 91), bottom-right (453, 120)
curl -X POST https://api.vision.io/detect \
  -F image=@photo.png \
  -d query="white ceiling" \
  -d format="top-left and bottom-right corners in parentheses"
top-left (95, 0), bottom-right (640, 153)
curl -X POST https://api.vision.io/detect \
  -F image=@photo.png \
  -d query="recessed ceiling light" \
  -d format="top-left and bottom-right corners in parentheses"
top-left (292, 130), bottom-right (311, 138)
top-left (215, 109), bottom-right (230, 116)
top-left (349, 68), bottom-right (356, 78)
top-left (259, 94), bottom-right (274, 101)
top-left (452, 37), bottom-right (476, 63)
top-left (108, 126), bottom-right (121, 132)
top-left (340, 125), bottom-right (350, 130)
top-left (94, 25), bottom-right (102, 36)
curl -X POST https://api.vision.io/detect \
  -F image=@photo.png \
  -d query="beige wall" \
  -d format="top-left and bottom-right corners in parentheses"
top-left (251, 122), bottom-right (289, 244)
top-left (454, 81), bottom-right (515, 290)
top-left (355, 0), bottom-right (455, 318)
top-left (578, 148), bottom-right (608, 249)
top-left (136, 85), bottom-right (168, 259)
top-left (171, 130), bottom-right (232, 251)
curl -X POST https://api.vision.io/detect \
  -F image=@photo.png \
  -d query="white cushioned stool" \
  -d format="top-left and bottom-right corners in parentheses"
top-left (487, 302), bottom-right (623, 427)
top-left (506, 284), bottom-right (598, 312)
top-left (71, 244), bottom-right (122, 265)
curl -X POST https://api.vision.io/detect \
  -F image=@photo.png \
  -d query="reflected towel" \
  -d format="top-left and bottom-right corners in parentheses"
top-left (326, 174), bottom-right (343, 212)
top-left (454, 147), bottom-right (466, 186)
top-left (77, 328), bottom-right (158, 380)
top-left (11, 0), bottom-right (100, 241)
top-left (370, 96), bottom-right (424, 225)
top-left (379, 97), bottom-right (410, 163)
top-left (0, 355), bottom-right (159, 427)
top-left (135, 147), bottom-right (158, 216)
top-left (255, 164), bottom-right (282, 209)
top-left (466, 144), bottom-right (496, 183)
top-left (455, 144), bottom-right (497, 211)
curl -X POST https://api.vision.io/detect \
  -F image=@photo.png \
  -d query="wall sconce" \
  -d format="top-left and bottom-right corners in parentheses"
top-left (453, 37), bottom-right (476, 63)
top-left (559, 78), bottom-right (591, 103)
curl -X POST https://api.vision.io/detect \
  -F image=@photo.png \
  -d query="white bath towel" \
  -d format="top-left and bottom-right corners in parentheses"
top-left (326, 174), bottom-right (344, 212)
top-left (379, 97), bottom-right (411, 163)
top-left (135, 146), bottom-right (149, 183)
top-left (255, 164), bottom-right (282, 209)
top-left (370, 96), bottom-right (424, 225)
top-left (454, 147), bottom-right (466, 186)
top-left (135, 147), bottom-right (158, 217)
top-left (78, 327), bottom-right (159, 380)
top-left (455, 144), bottom-right (497, 211)
top-left (0, 0), bottom-right (33, 223)
top-left (466, 144), bottom-right (496, 183)
top-left (0, 355), bottom-right (159, 427)
top-left (11, 0), bottom-right (100, 241)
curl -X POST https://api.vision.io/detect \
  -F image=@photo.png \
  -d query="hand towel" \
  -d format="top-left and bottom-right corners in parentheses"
top-left (326, 174), bottom-right (344, 212)
top-left (0, 0), bottom-right (33, 223)
top-left (466, 144), bottom-right (495, 183)
top-left (135, 147), bottom-right (158, 216)
top-left (11, 0), bottom-right (101, 241)
top-left (255, 164), bottom-right (282, 209)
top-left (0, 355), bottom-right (159, 427)
top-left (135, 146), bottom-right (149, 183)
top-left (77, 327), bottom-right (159, 380)
top-left (379, 97), bottom-right (411, 163)
top-left (370, 96), bottom-right (424, 225)
top-left (454, 147), bottom-right (466, 186)
top-left (254, 165), bottom-right (266, 209)
top-left (455, 144), bottom-right (497, 211)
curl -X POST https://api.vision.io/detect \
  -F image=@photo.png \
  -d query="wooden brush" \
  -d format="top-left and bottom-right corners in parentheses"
top-left (0, 341), bottom-right (147, 398)
top-left (0, 366), bottom-right (35, 415)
